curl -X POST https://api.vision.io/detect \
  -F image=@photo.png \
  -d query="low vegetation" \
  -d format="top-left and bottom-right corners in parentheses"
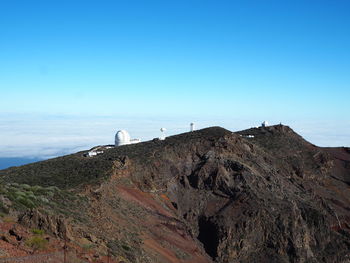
top-left (0, 180), bottom-right (89, 223)
top-left (25, 235), bottom-right (48, 251)
top-left (31, 228), bottom-right (45, 235)
top-left (25, 229), bottom-right (48, 251)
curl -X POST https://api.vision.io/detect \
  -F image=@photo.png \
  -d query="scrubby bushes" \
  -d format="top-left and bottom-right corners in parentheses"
top-left (0, 182), bottom-right (83, 213)
top-left (0, 181), bottom-right (89, 226)
top-left (25, 228), bottom-right (48, 251)
top-left (31, 228), bottom-right (45, 235)
top-left (25, 236), bottom-right (48, 251)
top-left (1, 183), bottom-right (58, 209)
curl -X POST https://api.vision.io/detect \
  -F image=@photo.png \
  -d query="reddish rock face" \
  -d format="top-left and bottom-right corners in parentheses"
top-left (1, 126), bottom-right (350, 263)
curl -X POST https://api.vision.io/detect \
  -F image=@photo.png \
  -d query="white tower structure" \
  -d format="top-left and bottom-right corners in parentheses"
top-left (159, 128), bottom-right (166, 140)
top-left (190, 123), bottom-right (195, 132)
top-left (261, 121), bottom-right (269, 127)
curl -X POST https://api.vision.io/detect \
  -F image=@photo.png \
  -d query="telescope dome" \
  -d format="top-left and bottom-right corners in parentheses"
top-left (115, 130), bottom-right (131, 146)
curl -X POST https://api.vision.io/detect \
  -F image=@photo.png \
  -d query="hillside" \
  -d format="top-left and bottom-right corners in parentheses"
top-left (0, 125), bottom-right (349, 263)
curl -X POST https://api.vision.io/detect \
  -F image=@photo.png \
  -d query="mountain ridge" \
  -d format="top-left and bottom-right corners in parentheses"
top-left (0, 125), bottom-right (349, 262)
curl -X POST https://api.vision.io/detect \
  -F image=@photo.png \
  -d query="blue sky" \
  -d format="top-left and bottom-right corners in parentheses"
top-left (0, 0), bottom-right (349, 157)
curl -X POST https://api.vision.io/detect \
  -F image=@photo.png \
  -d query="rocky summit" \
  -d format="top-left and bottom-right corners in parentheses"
top-left (0, 125), bottom-right (349, 263)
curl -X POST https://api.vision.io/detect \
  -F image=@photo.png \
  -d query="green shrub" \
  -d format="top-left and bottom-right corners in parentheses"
top-left (45, 191), bottom-right (55, 198)
top-left (14, 191), bottom-right (26, 197)
top-left (25, 236), bottom-right (48, 251)
top-left (26, 194), bottom-right (37, 202)
top-left (30, 185), bottom-right (48, 195)
top-left (39, 197), bottom-right (49, 203)
top-left (26, 191), bottom-right (35, 197)
top-left (31, 228), bottom-right (45, 235)
top-left (122, 244), bottom-right (131, 251)
top-left (47, 186), bottom-right (59, 192)
top-left (20, 184), bottom-right (31, 190)
top-left (15, 196), bottom-right (36, 208)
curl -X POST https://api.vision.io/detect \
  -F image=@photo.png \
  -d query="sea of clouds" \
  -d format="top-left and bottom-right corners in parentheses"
top-left (0, 113), bottom-right (349, 159)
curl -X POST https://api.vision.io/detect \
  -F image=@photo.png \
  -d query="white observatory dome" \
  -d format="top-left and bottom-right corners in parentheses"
top-left (261, 121), bottom-right (269, 127)
top-left (115, 130), bottom-right (131, 146)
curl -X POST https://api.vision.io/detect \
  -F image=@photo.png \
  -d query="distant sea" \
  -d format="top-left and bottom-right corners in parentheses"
top-left (0, 157), bottom-right (43, 170)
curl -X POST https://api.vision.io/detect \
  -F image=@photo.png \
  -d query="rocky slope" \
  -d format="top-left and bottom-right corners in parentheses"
top-left (0, 125), bottom-right (349, 262)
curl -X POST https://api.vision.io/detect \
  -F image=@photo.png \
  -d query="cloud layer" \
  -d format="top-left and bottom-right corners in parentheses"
top-left (0, 114), bottom-right (349, 158)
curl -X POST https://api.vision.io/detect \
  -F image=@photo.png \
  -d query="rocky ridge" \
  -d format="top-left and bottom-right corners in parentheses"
top-left (0, 125), bottom-right (349, 262)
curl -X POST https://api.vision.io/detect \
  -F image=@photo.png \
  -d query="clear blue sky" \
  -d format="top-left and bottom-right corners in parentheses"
top-left (0, 1), bottom-right (349, 160)
top-left (1, 0), bottom-right (349, 119)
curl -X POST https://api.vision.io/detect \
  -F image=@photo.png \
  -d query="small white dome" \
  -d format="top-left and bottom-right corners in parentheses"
top-left (115, 130), bottom-right (131, 146)
top-left (262, 121), bottom-right (269, 127)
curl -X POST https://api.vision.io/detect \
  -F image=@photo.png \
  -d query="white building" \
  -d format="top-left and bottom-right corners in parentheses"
top-left (159, 128), bottom-right (166, 140)
top-left (87, 151), bottom-right (97, 157)
top-left (115, 130), bottom-right (141, 146)
top-left (261, 121), bottom-right (269, 127)
top-left (190, 123), bottom-right (195, 132)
